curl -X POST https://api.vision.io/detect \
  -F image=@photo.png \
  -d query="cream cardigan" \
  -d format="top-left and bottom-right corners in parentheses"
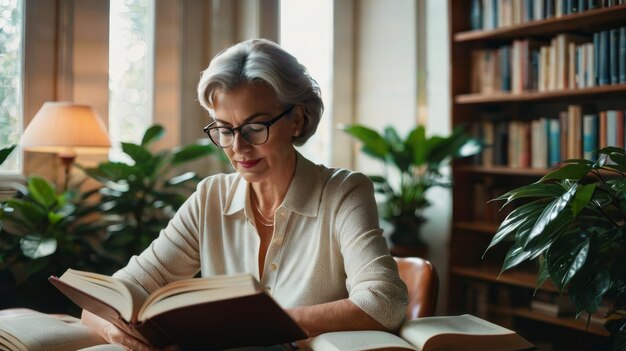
top-left (114, 153), bottom-right (408, 330)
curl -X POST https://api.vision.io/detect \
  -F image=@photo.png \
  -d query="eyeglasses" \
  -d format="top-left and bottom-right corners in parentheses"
top-left (203, 105), bottom-right (295, 148)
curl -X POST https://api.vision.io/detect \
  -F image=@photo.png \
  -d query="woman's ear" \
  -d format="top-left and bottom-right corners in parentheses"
top-left (292, 105), bottom-right (305, 137)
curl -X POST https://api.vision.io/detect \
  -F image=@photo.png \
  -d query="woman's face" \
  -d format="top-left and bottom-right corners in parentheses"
top-left (212, 83), bottom-right (303, 184)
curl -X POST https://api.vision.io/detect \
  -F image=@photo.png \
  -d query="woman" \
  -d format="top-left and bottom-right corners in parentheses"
top-left (82, 39), bottom-right (407, 350)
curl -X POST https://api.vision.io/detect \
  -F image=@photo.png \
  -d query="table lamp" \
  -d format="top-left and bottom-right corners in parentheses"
top-left (21, 101), bottom-right (111, 191)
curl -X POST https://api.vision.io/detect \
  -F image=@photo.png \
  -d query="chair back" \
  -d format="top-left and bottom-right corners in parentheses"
top-left (393, 256), bottom-right (439, 320)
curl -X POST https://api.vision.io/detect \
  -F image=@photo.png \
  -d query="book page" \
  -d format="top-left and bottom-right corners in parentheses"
top-left (302, 331), bottom-right (416, 351)
top-left (138, 273), bottom-right (258, 321)
top-left (400, 315), bottom-right (534, 351)
top-left (0, 311), bottom-right (106, 351)
top-left (60, 269), bottom-right (149, 323)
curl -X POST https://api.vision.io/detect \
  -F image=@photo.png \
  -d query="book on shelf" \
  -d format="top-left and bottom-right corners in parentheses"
top-left (0, 308), bottom-right (106, 351)
top-left (297, 314), bottom-right (536, 351)
top-left (470, 0), bottom-right (625, 32)
top-left (49, 268), bottom-right (307, 350)
top-left (530, 292), bottom-right (577, 317)
top-left (618, 26), bottom-right (626, 84)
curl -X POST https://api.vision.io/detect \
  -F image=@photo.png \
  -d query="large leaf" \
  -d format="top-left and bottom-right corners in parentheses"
top-left (27, 177), bottom-right (58, 209)
top-left (406, 126), bottom-right (427, 166)
top-left (20, 236), bottom-right (57, 259)
top-left (122, 143), bottom-right (153, 165)
top-left (501, 243), bottom-right (533, 272)
top-left (527, 182), bottom-right (577, 243)
top-left (568, 267), bottom-right (610, 313)
top-left (546, 231), bottom-right (590, 292)
top-left (172, 143), bottom-right (216, 165)
top-left (0, 145), bottom-right (16, 165)
top-left (540, 163), bottom-right (591, 181)
top-left (141, 125), bottom-right (165, 147)
top-left (486, 200), bottom-right (546, 252)
top-left (343, 125), bottom-right (389, 160)
top-left (571, 183), bottom-right (596, 218)
top-left (494, 182), bottom-right (565, 208)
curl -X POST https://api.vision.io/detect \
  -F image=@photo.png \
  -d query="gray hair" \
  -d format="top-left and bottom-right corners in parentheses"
top-left (197, 39), bottom-right (324, 146)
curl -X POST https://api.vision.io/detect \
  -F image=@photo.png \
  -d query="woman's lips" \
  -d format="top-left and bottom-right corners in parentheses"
top-left (238, 159), bottom-right (261, 169)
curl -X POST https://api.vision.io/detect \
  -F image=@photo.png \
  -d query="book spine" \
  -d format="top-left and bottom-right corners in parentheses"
top-left (599, 30), bottom-right (610, 85)
top-left (549, 119), bottom-right (561, 166)
top-left (579, 0), bottom-right (588, 11)
top-left (583, 114), bottom-right (599, 160)
top-left (618, 26), bottom-right (626, 84)
top-left (471, 0), bottom-right (483, 30)
top-left (535, 0), bottom-right (545, 19)
top-left (546, 0), bottom-right (555, 17)
top-left (610, 28), bottom-right (620, 84)
top-left (607, 110), bottom-right (617, 146)
top-left (588, 0), bottom-right (600, 9)
top-left (599, 110), bottom-right (608, 148)
top-left (501, 46), bottom-right (512, 91)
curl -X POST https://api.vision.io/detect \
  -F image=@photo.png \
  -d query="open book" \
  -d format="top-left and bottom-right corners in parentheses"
top-left (49, 269), bottom-right (307, 350)
top-left (0, 309), bottom-right (106, 351)
top-left (299, 314), bottom-right (536, 351)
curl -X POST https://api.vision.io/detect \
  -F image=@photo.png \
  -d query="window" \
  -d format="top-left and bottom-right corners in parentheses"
top-left (280, 0), bottom-right (333, 166)
top-left (0, 0), bottom-right (23, 173)
top-left (109, 0), bottom-right (155, 162)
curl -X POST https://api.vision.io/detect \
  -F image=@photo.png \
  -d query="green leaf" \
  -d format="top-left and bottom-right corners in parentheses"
top-left (0, 145), bottom-right (16, 165)
top-left (122, 143), bottom-right (153, 165)
top-left (141, 125), bottom-right (165, 147)
top-left (27, 177), bottom-right (58, 209)
top-left (98, 162), bottom-right (139, 182)
top-left (383, 126), bottom-right (404, 152)
top-left (406, 126), bottom-right (426, 166)
top-left (343, 125), bottom-right (389, 160)
top-left (546, 231), bottom-right (590, 292)
top-left (20, 236), bottom-right (57, 259)
top-left (486, 200), bottom-right (545, 253)
top-left (535, 256), bottom-right (550, 292)
top-left (568, 267), bottom-right (610, 313)
top-left (527, 182), bottom-right (577, 243)
top-left (540, 163), bottom-right (591, 181)
top-left (172, 143), bottom-right (216, 165)
top-left (166, 172), bottom-right (197, 186)
top-left (494, 182), bottom-right (565, 207)
top-left (501, 243), bottom-right (533, 272)
top-left (571, 183), bottom-right (596, 218)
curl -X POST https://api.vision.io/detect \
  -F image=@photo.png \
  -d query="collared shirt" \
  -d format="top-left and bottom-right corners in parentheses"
top-left (114, 152), bottom-right (408, 330)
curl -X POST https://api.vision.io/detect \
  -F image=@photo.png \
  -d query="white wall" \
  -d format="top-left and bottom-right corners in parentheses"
top-left (354, 0), bottom-right (417, 175)
top-left (422, 0), bottom-right (450, 314)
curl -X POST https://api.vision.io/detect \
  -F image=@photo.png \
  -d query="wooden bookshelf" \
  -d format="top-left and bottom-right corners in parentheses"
top-left (447, 1), bottom-right (624, 349)
top-left (454, 3), bottom-right (626, 43)
top-left (456, 84), bottom-right (626, 104)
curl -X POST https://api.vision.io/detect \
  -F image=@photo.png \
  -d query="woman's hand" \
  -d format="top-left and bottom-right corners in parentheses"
top-left (81, 309), bottom-right (178, 351)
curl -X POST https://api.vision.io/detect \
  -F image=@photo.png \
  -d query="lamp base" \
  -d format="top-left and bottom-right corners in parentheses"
top-left (58, 153), bottom-right (76, 192)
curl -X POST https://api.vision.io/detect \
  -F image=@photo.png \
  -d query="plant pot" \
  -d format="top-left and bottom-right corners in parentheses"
top-left (387, 215), bottom-right (428, 258)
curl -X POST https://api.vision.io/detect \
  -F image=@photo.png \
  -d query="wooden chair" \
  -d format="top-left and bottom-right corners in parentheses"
top-left (393, 256), bottom-right (439, 320)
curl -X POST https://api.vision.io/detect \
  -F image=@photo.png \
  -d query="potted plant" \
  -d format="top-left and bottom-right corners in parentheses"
top-left (81, 124), bottom-right (222, 259)
top-left (343, 124), bottom-right (482, 256)
top-left (487, 147), bottom-right (626, 350)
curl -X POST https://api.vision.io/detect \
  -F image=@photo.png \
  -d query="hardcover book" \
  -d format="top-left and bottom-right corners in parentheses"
top-left (49, 269), bottom-right (307, 350)
top-left (298, 314), bottom-right (536, 351)
top-left (0, 309), bottom-right (106, 351)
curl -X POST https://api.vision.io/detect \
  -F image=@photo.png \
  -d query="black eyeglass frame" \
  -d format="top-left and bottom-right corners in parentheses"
top-left (203, 105), bottom-right (295, 148)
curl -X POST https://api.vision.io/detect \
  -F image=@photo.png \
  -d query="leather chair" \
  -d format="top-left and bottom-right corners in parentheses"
top-left (393, 256), bottom-right (439, 320)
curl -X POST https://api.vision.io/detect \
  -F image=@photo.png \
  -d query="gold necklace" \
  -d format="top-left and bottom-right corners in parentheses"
top-left (252, 195), bottom-right (274, 227)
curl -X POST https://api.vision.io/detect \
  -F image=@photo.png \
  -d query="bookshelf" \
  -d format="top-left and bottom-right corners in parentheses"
top-left (447, 1), bottom-right (624, 350)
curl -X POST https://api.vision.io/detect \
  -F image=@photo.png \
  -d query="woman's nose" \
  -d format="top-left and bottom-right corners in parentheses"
top-left (231, 131), bottom-right (250, 152)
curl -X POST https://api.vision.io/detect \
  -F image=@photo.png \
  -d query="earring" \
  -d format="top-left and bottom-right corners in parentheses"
top-left (294, 130), bottom-right (301, 137)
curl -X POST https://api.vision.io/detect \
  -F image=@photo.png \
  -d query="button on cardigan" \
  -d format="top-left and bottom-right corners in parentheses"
top-left (113, 152), bottom-right (408, 330)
